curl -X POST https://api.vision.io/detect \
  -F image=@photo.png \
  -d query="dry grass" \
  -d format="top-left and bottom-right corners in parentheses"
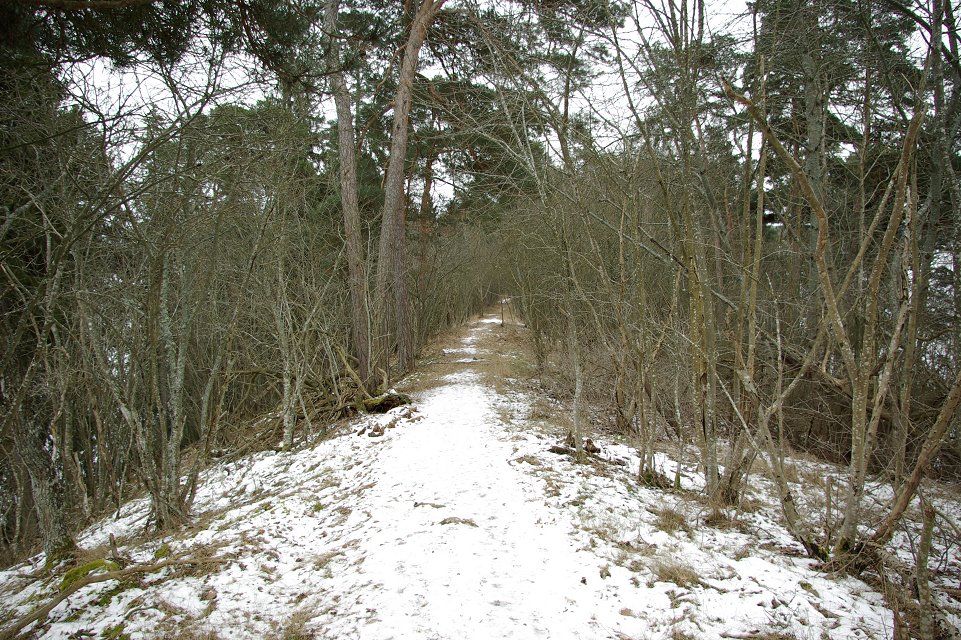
top-left (395, 324), bottom-right (479, 393)
top-left (495, 406), bottom-right (514, 425)
top-left (398, 363), bottom-right (464, 394)
top-left (612, 537), bottom-right (658, 574)
top-left (703, 509), bottom-right (739, 530)
top-left (146, 605), bottom-right (222, 639)
top-left (399, 314), bottom-right (535, 397)
top-left (733, 544), bottom-right (753, 560)
top-left (798, 466), bottom-right (828, 489)
top-left (269, 608), bottom-right (317, 640)
top-left (638, 468), bottom-right (673, 489)
top-left (311, 550), bottom-right (342, 572)
top-left (481, 353), bottom-right (524, 388)
top-left (653, 506), bottom-right (690, 535)
top-left (543, 478), bottom-right (562, 498)
top-left (753, 457), bottom-right (801, 484)
top-left (782, 462), bottom-right (800, 484)
top-left (528, 398), bottom-right (555, 420)
top-left (62, 542), bottom-right (116, 574)
top-left (439, 516), bottom-right (478, 527)
top-left (737, 495), bottom-right (765, 513)
top-left (651, 557), bottom-right (700, 589)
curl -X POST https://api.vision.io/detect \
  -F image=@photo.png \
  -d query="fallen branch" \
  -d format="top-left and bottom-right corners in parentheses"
top-left (363, 390), bottom-right (412, 413)
top-left (336, 345), bottom-right (373, 400)
top-left (0, 556), bottom-right (224, 640)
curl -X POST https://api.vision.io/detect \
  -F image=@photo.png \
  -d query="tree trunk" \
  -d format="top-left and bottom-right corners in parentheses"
top-left (797, 4), bottom-right (828, 331)
top-left (871, 363), bottom-right (961, 547)
top-left (916, 500), bottom-right (936, 640)
top-left (12, 415), bottom-right (76, 566)
top-left (326, 0), bottom-right (371, 386)
top-left (276, 262), bottom-right (298, 450)
top-left (375, 0), bottom-right (446, 378)
top-left (416, 145), bottom-right (436, 336)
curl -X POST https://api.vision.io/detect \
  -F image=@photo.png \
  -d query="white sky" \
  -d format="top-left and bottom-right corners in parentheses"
top-left (59, 0), bottom-right (938, 210)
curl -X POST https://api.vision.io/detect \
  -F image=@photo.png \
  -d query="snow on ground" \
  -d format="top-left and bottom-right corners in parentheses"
top-left (0, 313), bottom-right (957, 639)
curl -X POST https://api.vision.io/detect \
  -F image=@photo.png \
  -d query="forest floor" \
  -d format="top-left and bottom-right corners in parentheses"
top-left (1, 309), bottom-right (960, 639)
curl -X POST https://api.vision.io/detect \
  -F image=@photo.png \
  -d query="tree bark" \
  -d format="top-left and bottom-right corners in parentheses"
top-left (916, 500), bottom-right (936, 640)
top-left (326, 0), bottom-right (371, 385)
top-left (11, 413), bottom-right (76, 566)
top-left (375, 0), bottom-right (445, 378)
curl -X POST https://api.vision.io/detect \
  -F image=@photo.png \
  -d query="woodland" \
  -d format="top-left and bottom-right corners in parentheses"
top-left (1, 0), bottom-right (960, 621)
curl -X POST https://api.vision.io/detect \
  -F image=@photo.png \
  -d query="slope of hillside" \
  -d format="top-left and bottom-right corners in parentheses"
top-left (0, 312), bottom-right (957, 639)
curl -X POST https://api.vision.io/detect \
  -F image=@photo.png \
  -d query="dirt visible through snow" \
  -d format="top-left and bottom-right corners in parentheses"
top-left (1, 309), bottom-right (956, 639)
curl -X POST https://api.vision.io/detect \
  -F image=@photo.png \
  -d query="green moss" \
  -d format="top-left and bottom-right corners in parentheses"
top-left (152, 543), bottom-right (172, 560)
top-left (101, 622), bottom-right (130, 639)
top-left (59, 559), bottom-right (120, 592)
top-left (311, 502), bottom-right (325, 513)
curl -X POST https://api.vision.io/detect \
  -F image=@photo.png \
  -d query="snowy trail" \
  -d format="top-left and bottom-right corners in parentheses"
top-left (321, 320), bottom-right (633, 639)
top-left (0, 311), bottom-right (924, 640)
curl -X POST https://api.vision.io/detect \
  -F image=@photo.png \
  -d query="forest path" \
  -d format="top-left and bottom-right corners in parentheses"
top-left (319, 310), bottom-right (636, 639)
top-left (0, 308), bottom-right (898, 640)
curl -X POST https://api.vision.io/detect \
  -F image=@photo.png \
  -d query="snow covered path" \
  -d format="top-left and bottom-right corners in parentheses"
top-left (0, 311), bottom-right (918, 639)
top-left (324, 362), bottom-right (631, 639)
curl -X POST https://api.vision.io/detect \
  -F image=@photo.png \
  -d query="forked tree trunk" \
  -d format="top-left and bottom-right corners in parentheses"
top-left (723, 70), bottom-right (930, 558)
